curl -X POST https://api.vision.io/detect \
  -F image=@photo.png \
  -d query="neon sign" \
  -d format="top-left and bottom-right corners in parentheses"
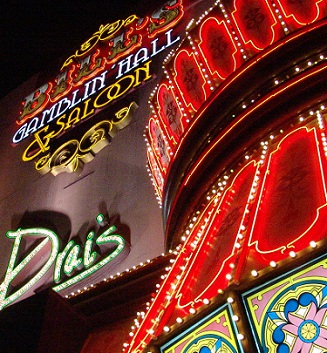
top-left (17, 0), bottom-right (183, 125)
top-left (22, 100), bottom-right (138, 176)
top-left (125, 2), bottom-right (327, 352)
top-left (147, 2), bottom-right (327, 202)
top-left (0, 219), bottom-right (129, 310)
top-left (12, 0), bottom-right (183, 175)
top-left (128, 112), bottom-right (327, 352)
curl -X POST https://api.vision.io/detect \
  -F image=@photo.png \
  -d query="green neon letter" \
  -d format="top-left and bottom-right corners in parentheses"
top-left (0, 228), bottom-right (60, 310)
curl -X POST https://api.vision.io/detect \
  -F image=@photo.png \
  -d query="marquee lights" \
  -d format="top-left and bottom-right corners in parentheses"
top-left (133, 101), bottom-right (327, 353)
top-left (125, 0), bottom-right (327, 350)
top-left (129, 109), bottom-right (327, 353)
top-left (3, 0), bottom-right (326, 351)
top-left (0, 219), bottom-right (129, 310)
top-left (148, 0), bottom-right (325, 203)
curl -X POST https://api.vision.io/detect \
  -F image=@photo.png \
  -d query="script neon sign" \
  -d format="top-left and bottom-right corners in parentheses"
top-left (0, 222), bottom-right (129, 310)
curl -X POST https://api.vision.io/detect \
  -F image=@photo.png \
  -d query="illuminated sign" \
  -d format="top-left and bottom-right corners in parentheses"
top-left (146, 1), bottom-right (327, 199)
top-left (12, 0), bottom-right (184, 175)
top-left (123, 2), bottom-right (327, 353)
top-left (127, 116), bottom-right (327, 352)
top-left (17, 1), bottom-right (183, 125)
top-left (0, 217), bottom-right (129, 310)
top-left (23, 101), bottom-right (138, 176)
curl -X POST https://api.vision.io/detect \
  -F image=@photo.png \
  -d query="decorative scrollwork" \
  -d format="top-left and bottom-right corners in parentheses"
top-left (61, 15), bottom-right (138, 70)
top-left (32, 102), bottom-right (138, 176)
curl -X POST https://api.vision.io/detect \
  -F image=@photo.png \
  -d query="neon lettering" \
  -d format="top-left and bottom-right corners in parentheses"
top-left (133, 47), bottom-right (149, 68)
top-left (12, 124), bottom-right (27, 144)
top-left (23, 117), bottom-right (40, 138)
top-left (70, 89), bottom-right (82, 108)
top-left (0, 228), bottom-right (60, 310)
top-left (13, 25), bottom-right (179, 144)
top-left (0, 222), bottom-right (129, 310)
top-left (27, 102), bottom-right (138, 175)
top-left (40, 103), bottom-right (59, 126)
top-left (12, 72), bottom-right (108, 144)
top-left (116, 54), bottom-right (134, 78)
top-left (82, 70), bottom-right (108, 99)
top-left (83, 232), bottom-right (98, 269)
top-left (164, 28), bottom-right (180, 47)
top-left (150, 37), bottom-right (166, 57)
top-left (19, 83), bottom-right (52, 124)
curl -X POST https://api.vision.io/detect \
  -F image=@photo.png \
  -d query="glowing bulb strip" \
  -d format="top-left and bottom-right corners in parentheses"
top-left (183, 62), bottom-right (327, 186)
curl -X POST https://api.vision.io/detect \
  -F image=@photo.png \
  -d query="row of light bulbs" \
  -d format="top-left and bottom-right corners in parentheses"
top-left (64, 251), bottom-right (178, 299)
top-left (146, 0), bottom-right (327, 207)
top-left (124, 2), bottom-right (327, 352)
top-left (139, 53), bottom-right (327, 353)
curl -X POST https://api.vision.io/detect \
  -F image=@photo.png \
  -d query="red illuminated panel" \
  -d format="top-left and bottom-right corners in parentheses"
top-left (175, 161), bottom-right (257, 308)
top-left (147, 149), bottom-right (164, 198)
top-left (173, 49), bottom-right (207, 111)
top-left (126, 233), bottom-right (198, 352)
top-left (198, 17), bottom-right (242, 80)
top-left (248, 127), bottom-right (327, 265)
top-left (231, 0), bottom-right (281, 51)
top-left (125, 162), bottom-right (258, 353)
top-left (148, 117), bottom-right (171, 173)
top-left (157, 83), bottom-right (184, 144)
top-left (276, 0), bottom-right (325, 28)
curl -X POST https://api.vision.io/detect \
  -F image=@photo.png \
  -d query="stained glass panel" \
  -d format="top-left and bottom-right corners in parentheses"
top-left (161, 305), bottom-right (244, 353)
top-left (243, 254), bottom-right (327, 352)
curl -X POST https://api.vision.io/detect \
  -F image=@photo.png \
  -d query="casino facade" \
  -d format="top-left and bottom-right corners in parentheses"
top-left (1, 1), bottom-right (327, 353)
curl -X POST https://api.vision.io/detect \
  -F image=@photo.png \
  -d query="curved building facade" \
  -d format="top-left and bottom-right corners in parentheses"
top-left (128, 1), bottom-right (327, 353)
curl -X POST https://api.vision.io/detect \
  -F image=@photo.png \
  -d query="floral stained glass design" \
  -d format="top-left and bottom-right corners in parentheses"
top-left (268, 288), bottom-right (327, 352)
top-left (160, 305), bottom-right (243, 353)
top-left (243, 254), bottom-right (327, 352)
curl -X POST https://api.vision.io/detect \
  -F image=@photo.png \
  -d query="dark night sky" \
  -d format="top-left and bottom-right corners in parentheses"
top-left (0, 0), bottom-right (161, 99)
